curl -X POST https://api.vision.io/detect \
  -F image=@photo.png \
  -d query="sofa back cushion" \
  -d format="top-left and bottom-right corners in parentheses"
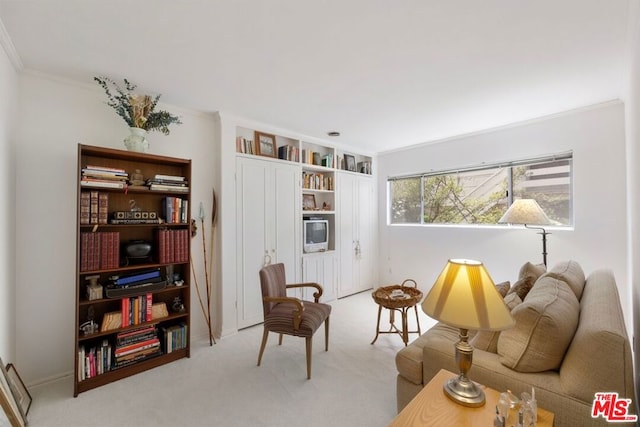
top-left (560, 269), bottom-right (635, 403)
top-left (540, 260), bottom-right (585, 300)
top-left (498, 276), bottom-right (580, 372)
top-left (470, 293), bottom-right (522, 353)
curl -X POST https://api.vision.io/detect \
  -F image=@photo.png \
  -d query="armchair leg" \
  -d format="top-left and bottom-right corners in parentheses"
top-left (257, 328), bottom-right (269, 366)
top-left (325, 317), bottom-right (330, 351)
top-left (305, 336), bottom-right (312, 379)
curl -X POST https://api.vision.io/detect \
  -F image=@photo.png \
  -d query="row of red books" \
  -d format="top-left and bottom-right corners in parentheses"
top-left (80, 232), bottom-right (119, 271)
top-left (157, 229), bottom-right (189, 264)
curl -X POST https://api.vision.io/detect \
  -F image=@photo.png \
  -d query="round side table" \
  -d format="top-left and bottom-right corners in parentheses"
top-left (371, 279), bottom-right (423, 346)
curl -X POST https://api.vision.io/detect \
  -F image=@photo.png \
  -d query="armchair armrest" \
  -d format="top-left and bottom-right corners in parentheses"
top-left (286, 282), bottom-right (324, 302)
top-left (263, 296), bottom-right (305, 330)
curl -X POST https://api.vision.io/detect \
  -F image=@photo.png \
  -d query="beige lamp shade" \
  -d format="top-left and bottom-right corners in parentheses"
top-left (498, 199), bottom-right (551, 225)
top-left (422, 259), bottom-right (514, 331)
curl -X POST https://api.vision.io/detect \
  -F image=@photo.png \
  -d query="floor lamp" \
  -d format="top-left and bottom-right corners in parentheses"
top-left (498, 199), bottom-right (552, 266)
top-left (422, 259), bottom-right (515, 407)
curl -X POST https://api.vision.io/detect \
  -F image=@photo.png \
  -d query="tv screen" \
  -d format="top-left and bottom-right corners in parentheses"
top-left (306, 222), bottom-right (327, 243)
top-left (303, 219), bottom-right (329, 252)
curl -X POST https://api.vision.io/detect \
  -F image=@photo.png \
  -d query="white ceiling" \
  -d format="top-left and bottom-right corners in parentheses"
top-left (0, 0), bottom-right (631, 153)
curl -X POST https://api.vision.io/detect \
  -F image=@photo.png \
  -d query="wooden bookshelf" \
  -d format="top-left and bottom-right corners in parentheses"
top-left (74, 144), bottom-right (191, 396)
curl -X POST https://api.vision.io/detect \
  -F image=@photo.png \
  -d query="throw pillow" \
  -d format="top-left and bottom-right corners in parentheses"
top-left (498, 276), bottom-right (580, 372)
top-left (507, 275), bottom-right (535, 301)
top-left (495, 281), bottom-right (511, 297)
top-left (518, 261), bottom-right (546, 281)
top-left (470, 293), bottom-right (522, 354)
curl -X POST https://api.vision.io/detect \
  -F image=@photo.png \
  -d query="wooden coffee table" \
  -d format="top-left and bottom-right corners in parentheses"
top-left (371, 281), bottom-right (423, 346)
top-left (390, 369), bottom-right (555, 426)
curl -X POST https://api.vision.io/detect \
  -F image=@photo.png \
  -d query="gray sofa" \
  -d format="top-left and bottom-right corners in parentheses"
top-left (395, 261), bottom-right (636, 426)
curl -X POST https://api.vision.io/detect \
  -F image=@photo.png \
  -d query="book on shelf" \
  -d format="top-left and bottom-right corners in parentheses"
top-left (80, 178), bottom-right (126, 189)
top-left (154, 174), bottom-right (185, 182)
top-left (80, 192), bottom-right (90, 225)
top-left (85, 165), bottom-right (126, 174)
top-left (149, 183), bottom-right (189, 193)
top-left (109, 269), bottom-right (161, 286)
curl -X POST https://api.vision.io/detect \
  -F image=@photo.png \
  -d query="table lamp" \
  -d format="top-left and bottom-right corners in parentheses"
top-left (422, 259), bottom-right (514, 407)
top-left (498, 199), bottom-right (552, 266)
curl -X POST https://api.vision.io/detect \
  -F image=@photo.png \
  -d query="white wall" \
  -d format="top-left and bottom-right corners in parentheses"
top-left (625, 0), bottom-right (640, 399)
top-left (0, 35), bottom-right (17, 362)
top-left (377, 102), bottom-right (630, 328)
top-left (14, 72), bottom-right (218, 385)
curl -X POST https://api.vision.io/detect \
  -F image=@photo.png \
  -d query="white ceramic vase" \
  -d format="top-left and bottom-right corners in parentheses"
top-left (123, 127), bottom-right (149, 152)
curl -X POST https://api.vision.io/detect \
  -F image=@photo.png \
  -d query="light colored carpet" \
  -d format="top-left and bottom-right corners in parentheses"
top-left (25, 291), bottom-right (435, 427)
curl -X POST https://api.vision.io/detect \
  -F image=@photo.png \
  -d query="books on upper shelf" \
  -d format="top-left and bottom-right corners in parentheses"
top-left (236, 136), bottom-right (255, 154)
top-left (81, 165), bottom-right (129, 189)
top-left (147, 174), bottom-right (189, 193)
top-left (277, 145), bottom-right (299, 162)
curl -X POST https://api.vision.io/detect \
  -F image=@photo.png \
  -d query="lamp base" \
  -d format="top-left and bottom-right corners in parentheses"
top-left (443, 375), bottom-right (485, 407)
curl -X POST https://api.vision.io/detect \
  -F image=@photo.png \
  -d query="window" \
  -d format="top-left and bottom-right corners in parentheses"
top-left (388, 153), bottom-right (572, 226)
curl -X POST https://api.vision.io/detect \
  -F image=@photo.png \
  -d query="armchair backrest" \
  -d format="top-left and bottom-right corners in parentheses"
top-left (259, 263), bottom-right (287, 316)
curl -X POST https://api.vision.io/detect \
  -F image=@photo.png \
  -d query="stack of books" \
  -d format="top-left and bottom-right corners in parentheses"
top-left (147, 174), bottom-right (189, 193)
top-left (80, 165), bottom-right (129, 189)
top-left (236, 136), bottom-right (255, 154)
top-left (113, 325), bottom-right (161, 369)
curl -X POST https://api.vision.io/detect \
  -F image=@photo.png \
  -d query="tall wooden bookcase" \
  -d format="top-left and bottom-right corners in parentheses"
top-left (74, 144), bottom-right (191, 396)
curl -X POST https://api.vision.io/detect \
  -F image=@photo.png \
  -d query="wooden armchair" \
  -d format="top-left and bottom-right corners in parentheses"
top-left (257, 263), bottom-right (331, 379)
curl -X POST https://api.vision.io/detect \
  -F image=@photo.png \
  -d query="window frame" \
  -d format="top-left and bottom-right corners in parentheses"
top-left (387, 152), bottom-right (573, 228)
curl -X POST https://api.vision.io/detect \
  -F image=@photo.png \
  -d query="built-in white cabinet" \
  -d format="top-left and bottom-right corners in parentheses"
top-left (337, 172), bottom-right (377, 298)
top-left (236, 156), bottom-right (301, 329)
top-left (302, 252), bottom-right (338, 302)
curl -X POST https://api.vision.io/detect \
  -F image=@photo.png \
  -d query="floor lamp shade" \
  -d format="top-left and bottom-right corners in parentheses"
top-left (422, 259), bottom-right (514, 407)
top-left (498, 199), bottom-right (552, 266)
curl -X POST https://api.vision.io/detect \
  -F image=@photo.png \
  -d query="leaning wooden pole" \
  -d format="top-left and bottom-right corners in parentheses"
top-left (207, 189), bottom-right (218, 343)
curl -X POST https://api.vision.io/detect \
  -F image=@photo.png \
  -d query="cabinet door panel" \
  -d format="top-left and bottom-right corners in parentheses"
top-left (338, 173), bottom-right (357, 298)
top-left (273, 164), bottom-right (300, 281)
top-left (236, 158), bottom-right (269, 328)
top-left (357, 176), bottom-right (375, 291)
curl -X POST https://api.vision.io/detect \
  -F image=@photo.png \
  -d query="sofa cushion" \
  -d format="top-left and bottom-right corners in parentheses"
top-left (395, 322), bottom-right (459, 385)
top-left (498, 276), bottom-right (580, 372)
top-left (470, 293), bottom-right (522, 353)
top-left (541, 260), bottom-right (585, 300)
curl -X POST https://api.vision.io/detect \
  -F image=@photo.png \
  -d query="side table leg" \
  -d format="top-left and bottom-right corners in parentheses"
top-left (371, 304), bottom-right (383, 344)
top-left (401, 308), bottom-right (409, 346)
